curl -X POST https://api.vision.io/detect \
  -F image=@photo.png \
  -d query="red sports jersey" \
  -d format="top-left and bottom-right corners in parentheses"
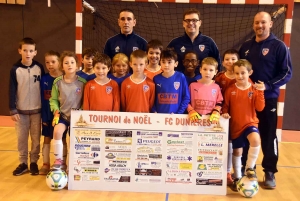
top-left (222, 83), bottom-right (265, 139)
top-left (83, 79), bottom-right (120, 111)
top-left (144, 67), bottom-right (162, 80)
top-left (121, 76), bottom-right (155, 112)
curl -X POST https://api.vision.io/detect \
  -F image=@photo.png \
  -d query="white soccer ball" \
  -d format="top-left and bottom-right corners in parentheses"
top-left (46, 169), bottom-right (68, 190)
top-left (237, 176), bottom-right (259, 198)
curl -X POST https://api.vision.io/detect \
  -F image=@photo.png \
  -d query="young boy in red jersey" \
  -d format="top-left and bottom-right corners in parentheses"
top-left (83, 53), bottom-right (120, 111)
top-left (187, 57), bottom-right (223, 124)
top-left (215, 49), bottom-right (239, 184)
top-left (222, 59), bottom-right (265, 191)
top-left (121, 50), bottom-right (155, 112)
top-left (144, 39), bottom-right (163, 80)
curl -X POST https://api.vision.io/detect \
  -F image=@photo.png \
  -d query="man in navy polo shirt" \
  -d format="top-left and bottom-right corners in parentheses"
top-left (104, 8), bottom-right (147, 59)
top-left (168, 8), bottom-right (221, 74)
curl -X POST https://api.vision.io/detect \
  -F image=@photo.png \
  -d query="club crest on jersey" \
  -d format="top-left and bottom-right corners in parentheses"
top-left (115, 46), bottom-right (120, 53)
top-left (180, 46), bottom-right (186, 53)
top-left (212, 89), bottom-right (217, 97)
top-left (174, 82), bottom-right (180, 90)
top-left (231, 91), bottom-right (236, 95)
top-left (245, 50), bottom-right (249, 56)
top-left (133, 47), bottom-right (138, 51)
top-left (262, 48), bottom-right (269, 56)
top-left (106, 86), bottom-right (112, 94)
top-left (248, 91), bottom-right (253, 99)
top-left (143, 85), bottom-right (149, 92)
top-left (90, 86), bottom-right (95, 90)
top-left (199, 45), bottom-right (205, 52)
top-left (75, 87), bottom-right (81, 94)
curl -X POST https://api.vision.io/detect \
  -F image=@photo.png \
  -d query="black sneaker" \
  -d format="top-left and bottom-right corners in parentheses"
top-left (231, 178), bottom-right (240, 192)
top-left (30, 163), bottom-right (39, 175)
top-left (13, 163), bottom-right (28, 176)
top-left (245, 168), bottom-right (258, 181)
top-left (263, 172), bottom-right (276, 189)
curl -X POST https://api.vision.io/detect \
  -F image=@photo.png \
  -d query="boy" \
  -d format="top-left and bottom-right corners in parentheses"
top-left (215, 49), bottom-right (239, 184)
top-left (152, 48), bottom-right (190, 114)
top-left (40, 51), bottom-right (68, 175)
top-left (83, 53), bottom-right (120, 111)
top-left (9, 37), bottom-right (45, 176)
top-left (76, 47), bottom-right (98, 81)
top-left (183, 50), bottom-right (201, 85)
top-left (187, 57), bottom-right (223, 124)
top-left (144, 39), bottom-right (163, 80)
top-left (222, 59), bottom-right (265, 191)
top-left (121, 50), bottom-right (155, 112)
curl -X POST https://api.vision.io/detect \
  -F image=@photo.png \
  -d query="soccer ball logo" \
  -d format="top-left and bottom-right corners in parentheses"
top-left (237, 176), bottom-right (259, 198)
top-left (46, 169), bottom-right (68, 190)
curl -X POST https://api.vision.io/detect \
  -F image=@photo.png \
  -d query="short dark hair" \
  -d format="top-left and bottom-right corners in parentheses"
top-left (45, 50), bottom-right (60, 58)
top-left (93, 53), bottom-right (111, 68)
top-left (119, 8), bottom-right (135, 19)
top-left (59, 51), bottom-right (78, 71)
top-left (147, 39), bottom-right (163, 52)
top-left (183, 8), bottom-right (201, 20)
top-left (183, 50), bottom-right (197, 59)
top-left (160, 48), bottom-right (178, 62)
top-left (82, 47), bottom-right (98, 58)
top-left (201, 57), bottom-right (218, 70)
top-left (19, 37), bottom-right (36, 49)
top-left (222, 49), bottom-right (239, 61)
top-left (233, 59), bottom-right (252, 72)
top-left (130, 49), bottom-right (148, 63)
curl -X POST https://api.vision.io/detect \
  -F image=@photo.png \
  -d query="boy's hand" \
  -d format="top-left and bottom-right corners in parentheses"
top-left (222, 113), bottom-right (231, 119)
top-left (52, 111), bottom-right (60, 126)
top-left (210, 111), bottom-right (220, 124)
top-left (11, 114), bottom-right (20, 122)
top-left (254, 80), bottom-right (265, 91)
top-left (188, 109), bottom-right (201, 122)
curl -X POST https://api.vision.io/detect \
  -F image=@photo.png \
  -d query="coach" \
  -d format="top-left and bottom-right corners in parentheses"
top-left (239, 11), bottom-right (292, 189)
top-left (168, 8), bottom-right (221, 73)
top-left (104, 8), bottom-right (147, 59)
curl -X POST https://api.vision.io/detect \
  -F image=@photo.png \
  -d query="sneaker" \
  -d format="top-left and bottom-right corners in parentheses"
top-left (232, 178), bottom-right (240, 192)
top-left (52, 159), bottom-right (63, 169)
top-left (61, 163), bottom-right (68, 172)
top-left (39, 163), bottom-right (50, 175)
top-left (30, 163), bottom-right (39, 175)
top-left (263, 172), bottom-right (276, 189)
top-left (227, 172), bottom-right (233, 185)
top-left (245, 168), bottom-right (257, 181)
top-left (13, 163), bottom-right (28, 176)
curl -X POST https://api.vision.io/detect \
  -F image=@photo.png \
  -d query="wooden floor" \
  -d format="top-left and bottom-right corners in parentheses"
top-left (1, 126), bottom-right (300, 201)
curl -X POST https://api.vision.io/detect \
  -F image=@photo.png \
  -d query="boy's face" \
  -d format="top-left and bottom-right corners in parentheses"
top-left (200, 64), bottom-right (217, 81)
top-left (160, 58), bottom-right (178, 74)
top-left (18, 44), bottom-right (37, 65)
top-left (234, 65), bottom-right (252, 86)
top-left (45, 55), bottom-right (60, 73)
top-left (62, 56), bottom-right (78, 74)
top-left (147, 48), bottom-right (161, 66)
top-left (183, 53), bottom-right (198, 73)
top-left (114, 60), bottom-right (128, 77)
top-left (94, 62), bottom-right (110, 80)
top-left (130, 57), bottom-right (147, 74)
top-left (82, 55), bottom-right (94, 70)
top-left (222, 54), bottom-right (238, 72)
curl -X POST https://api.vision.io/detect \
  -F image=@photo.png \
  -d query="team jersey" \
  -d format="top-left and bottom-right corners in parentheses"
top-left (222, 83), bottom-right (265, 139)
top-left (168, 32), bottom-right (221, 73)
top-left (187, 81), bottom-right (223, 115)
top-left (76, 70), bottom-right (96, 81)
top-left (104, 32), bottom-right (147, 59)
top-left (239, 33), bottom-right (292, 99)
top-left (50, 75), bottom-right (86, 119)
top-left (144, 66), bottom-right (162, 80)
top-left (185, 74), bottom-right (202, 86)
top-left (83, 79), bottom-right (120, 111)
top-left (108, 73), bottom-right (131, 87)
top-left (215, 72), bottom-right (236, 95)
top-left (152, 72), bottom-right (190, 114)
top-left (41, 73), bottom-right (57, 122)
top-left (121, 76), bottom-right (155, 112)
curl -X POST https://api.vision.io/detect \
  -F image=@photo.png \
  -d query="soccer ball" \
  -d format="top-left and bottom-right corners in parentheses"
top-left (237, 176), bottom-right (259, 198)
top-left (46, 169), bottom-right (68, 190)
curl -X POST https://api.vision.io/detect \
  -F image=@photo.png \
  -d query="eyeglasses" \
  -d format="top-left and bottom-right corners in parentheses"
top-left (183, 19), bottom-right (200, 24)
top-left (183, 59), bottom-right (198, 65)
